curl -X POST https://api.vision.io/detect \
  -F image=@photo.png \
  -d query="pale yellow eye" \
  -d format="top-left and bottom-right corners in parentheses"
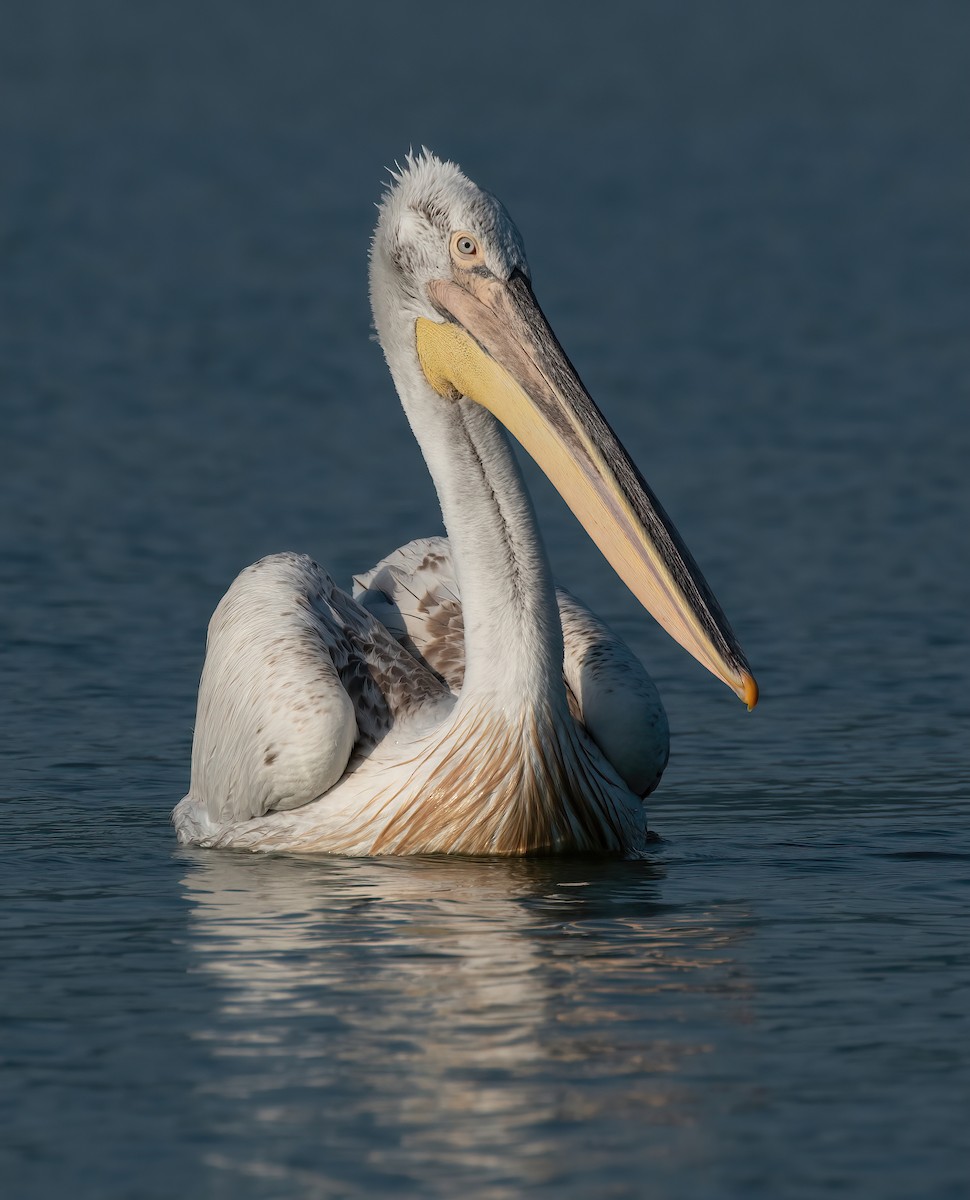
top-left (451, 232), bottom-right (480, 260)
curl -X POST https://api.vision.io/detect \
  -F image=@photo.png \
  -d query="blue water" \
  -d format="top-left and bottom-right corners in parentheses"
top-left (2, 2), bottom-right (968, 1196)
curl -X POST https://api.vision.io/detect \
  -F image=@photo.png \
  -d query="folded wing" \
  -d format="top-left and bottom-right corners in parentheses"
top-left (182, 552), bottom-right (447, 833)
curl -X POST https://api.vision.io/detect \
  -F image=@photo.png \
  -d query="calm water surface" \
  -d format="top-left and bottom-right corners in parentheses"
top-left (2, 3), bottom-right (968, 1197)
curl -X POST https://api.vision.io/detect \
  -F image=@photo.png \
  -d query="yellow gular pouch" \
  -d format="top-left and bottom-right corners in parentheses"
top-left (416, 316), bottom-right (502, 405)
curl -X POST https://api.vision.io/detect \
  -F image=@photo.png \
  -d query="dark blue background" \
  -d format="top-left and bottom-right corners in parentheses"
top-left (2, 3), bottom-right (968, 1197)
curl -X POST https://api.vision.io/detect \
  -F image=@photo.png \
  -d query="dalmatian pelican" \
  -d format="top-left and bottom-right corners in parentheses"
top-left (173, 151), bottom-right (757, 856)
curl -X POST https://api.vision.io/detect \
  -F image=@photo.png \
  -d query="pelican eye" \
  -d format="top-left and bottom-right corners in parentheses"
top-left (452, 232), bottom-right (480, 260)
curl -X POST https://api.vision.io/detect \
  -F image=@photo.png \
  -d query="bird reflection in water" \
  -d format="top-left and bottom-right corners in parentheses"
top-left (180, 851), bottom-right (754, 1193)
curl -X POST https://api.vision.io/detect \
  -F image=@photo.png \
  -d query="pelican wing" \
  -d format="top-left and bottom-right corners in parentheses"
top-left (555, 589), bottom-right (669, 797)
top-left (354, 537), bottom-right (466, 693)
top-left (354, 538), bottom-right (669, 796)
top-left (181, 552), bottom-right (448, 834)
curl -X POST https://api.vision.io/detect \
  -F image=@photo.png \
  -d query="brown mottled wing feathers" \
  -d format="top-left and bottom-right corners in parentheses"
top-left (316, 571), bottom-right (448, 743)
top-left (353, 537), bottom-right (467, 693)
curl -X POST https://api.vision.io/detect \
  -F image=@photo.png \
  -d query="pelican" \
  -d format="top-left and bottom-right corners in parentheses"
top-left (173, 151), bottom-right (757, 856)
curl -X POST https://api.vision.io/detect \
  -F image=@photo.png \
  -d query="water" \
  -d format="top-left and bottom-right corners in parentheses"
top-left (2, 2), bottom-right (968, 1196)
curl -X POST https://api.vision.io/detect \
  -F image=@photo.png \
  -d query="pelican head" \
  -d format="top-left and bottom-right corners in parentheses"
top-left (369, 151), bottom-right (757, 708)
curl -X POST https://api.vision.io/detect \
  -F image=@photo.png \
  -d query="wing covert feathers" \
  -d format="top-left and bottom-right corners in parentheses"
top-left (354, 536), bottom-right (466, 692)
top-left (182, 552), bottom-right (446, 832)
